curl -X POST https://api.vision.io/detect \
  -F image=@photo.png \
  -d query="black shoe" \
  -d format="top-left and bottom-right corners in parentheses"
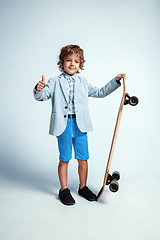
top-left (59, 188), bottom-right (75, 206)
top-left (78, 186), bottom-right (97, 201)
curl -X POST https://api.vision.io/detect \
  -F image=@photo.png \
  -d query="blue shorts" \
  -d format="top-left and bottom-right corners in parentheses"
top-left (56, 116), bottom-right (89, 162)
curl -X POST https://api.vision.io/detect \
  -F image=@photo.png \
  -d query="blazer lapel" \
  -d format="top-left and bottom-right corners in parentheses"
top-left (59, 74), bottom-right (68, 103)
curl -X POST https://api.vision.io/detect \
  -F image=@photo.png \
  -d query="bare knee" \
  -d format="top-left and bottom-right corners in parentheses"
top-left (77, 159), bottom-right (88, 165)
top-left (59, 160), bottom-right (69, 167)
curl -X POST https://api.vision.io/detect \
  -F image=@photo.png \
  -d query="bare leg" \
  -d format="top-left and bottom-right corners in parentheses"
top-left (77, 159), bottom-right (88, 189)
top-left (58, 160), bottom-right (69, 191)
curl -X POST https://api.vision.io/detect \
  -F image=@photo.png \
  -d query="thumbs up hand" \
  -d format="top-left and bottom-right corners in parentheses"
top-left (36, 75), bottom-right (45, 91)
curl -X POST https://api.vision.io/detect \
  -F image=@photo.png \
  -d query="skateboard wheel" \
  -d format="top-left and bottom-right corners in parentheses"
top-left (112, 171), bottom-right (120, 181)
top-left (129, 96), bottom-right (139, 106)
top-left (106, 174), bottom-right (112, 185)
top-left (124, 93), bottom-right (130, 105)
top-left (109, 180), bottom-right (119, 192)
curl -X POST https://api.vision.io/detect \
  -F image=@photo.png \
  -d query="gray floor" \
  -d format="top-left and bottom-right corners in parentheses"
top-left (1, 155), bottom-right (160, 240)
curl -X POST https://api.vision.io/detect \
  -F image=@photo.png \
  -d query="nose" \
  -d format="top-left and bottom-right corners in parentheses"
top-left (71, 60), bottom-right (74, 65)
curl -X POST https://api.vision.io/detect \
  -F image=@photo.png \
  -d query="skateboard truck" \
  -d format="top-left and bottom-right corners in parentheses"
top-left (96, 78), bottom-right (139, 201)
top-left (106, 171), bottom-right (120, 192)
top-left (124, 93), bottom-right (139, 106)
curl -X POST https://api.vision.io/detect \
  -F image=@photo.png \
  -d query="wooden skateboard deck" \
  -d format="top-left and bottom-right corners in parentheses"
top-left (97, 77), bottom-right (127, 201)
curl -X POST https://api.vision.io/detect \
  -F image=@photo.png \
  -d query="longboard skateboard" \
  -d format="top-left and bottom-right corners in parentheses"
top-left (96, 77), bottom-right (138, 201)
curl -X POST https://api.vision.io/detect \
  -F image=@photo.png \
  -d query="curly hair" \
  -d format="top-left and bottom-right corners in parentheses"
top-left (57, 44), bottom-right (85, 73)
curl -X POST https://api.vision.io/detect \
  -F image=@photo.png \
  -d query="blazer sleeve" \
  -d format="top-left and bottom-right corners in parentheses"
top-left (33, 78), bottom-right (54, 101)
top-left (87, 78), bottom-right (121, 98)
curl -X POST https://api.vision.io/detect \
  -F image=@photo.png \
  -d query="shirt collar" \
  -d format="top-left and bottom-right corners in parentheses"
top-left (63, 72), bottom-right (75, 80)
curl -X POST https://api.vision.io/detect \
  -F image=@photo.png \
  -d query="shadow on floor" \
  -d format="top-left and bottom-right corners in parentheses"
top-left (0, 151), bottom-right (59, 196)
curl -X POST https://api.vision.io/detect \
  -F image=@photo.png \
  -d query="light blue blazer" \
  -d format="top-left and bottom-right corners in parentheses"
top-left (33, 73), bottom-right (121, 136)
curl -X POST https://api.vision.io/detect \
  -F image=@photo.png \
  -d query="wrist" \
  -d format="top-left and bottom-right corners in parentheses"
top-left (115, 78), bottom-right (120, 84)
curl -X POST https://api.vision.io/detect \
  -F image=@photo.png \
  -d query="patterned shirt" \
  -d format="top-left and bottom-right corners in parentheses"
top-left (63, 73), bottom-right (75, 114)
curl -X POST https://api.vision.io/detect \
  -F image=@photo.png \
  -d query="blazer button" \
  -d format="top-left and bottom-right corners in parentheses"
top-left (64, 115), bottom-right (67, 118)
top-left (65, 106), bottom-right (68, 109)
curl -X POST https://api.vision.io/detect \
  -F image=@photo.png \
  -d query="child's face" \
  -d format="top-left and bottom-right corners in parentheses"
top-left (63, 53), bottom-right (80, 76)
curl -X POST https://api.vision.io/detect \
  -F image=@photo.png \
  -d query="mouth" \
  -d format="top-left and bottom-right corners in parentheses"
top-left (68, 67), bottom-right (75, 71)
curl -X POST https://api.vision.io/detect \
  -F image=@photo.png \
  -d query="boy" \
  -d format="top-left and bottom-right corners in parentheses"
top-left (33, 44), bottom-right (126, 206)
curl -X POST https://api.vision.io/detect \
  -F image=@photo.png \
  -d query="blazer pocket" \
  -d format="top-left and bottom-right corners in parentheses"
top-left (83, 112), bottom-right (92, 127)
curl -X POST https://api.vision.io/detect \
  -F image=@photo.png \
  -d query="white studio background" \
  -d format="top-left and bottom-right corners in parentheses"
top-left (0, 0), bottom-right (160, 240)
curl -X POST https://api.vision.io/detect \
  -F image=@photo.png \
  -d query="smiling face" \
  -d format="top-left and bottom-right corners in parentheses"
top-left (63, 53), bottom-right (80, 76)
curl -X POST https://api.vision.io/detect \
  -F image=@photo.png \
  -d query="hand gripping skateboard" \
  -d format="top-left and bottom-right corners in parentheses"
top-left (96, 77), bottom-right (139, 201)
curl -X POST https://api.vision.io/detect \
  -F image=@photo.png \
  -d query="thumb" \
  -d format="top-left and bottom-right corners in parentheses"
top-left (42, 75), bottom-right (45, 83)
